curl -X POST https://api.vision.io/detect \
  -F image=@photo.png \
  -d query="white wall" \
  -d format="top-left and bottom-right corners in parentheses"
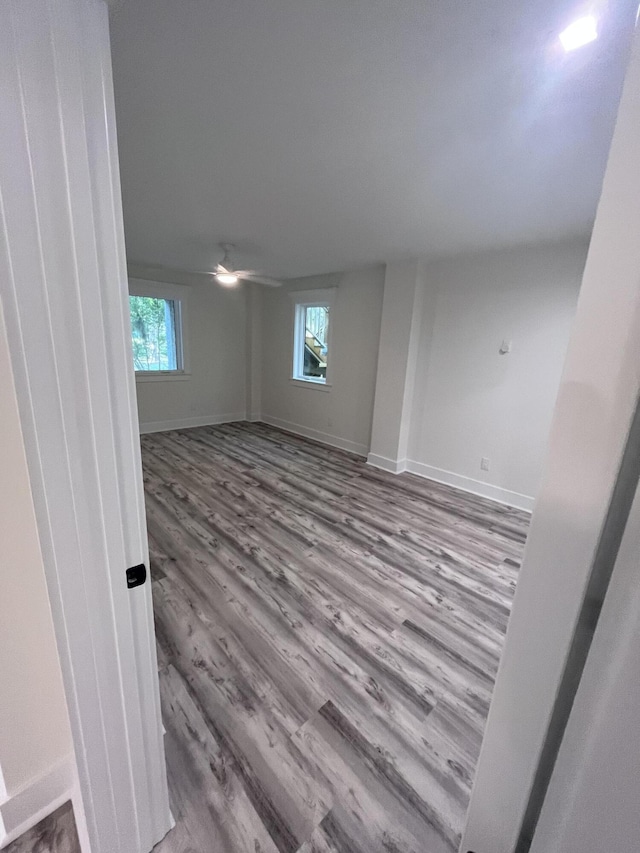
top-left (260, 267), bottom-right (385, 456)
top-left (0, 305), bottom-right (75, 844)
top-left (461, 23), bottom-right (640, 850)
top-left (407, 240), bottom-right (587, 509)
top-left (127, 265), bottom-right (248, 432)
top-left (530, 476), bottom-right (640, 853)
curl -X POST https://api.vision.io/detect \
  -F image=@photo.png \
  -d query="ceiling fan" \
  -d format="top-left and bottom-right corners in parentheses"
top-left (203, 243), bottom-right (282, 288)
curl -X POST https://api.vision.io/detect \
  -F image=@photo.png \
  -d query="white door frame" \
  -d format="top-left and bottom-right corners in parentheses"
top-left (0, 1), bottom-right (171, 851)
top-left (461, 22), bottom-right (640, 853)
top-left (529, 451), bottom-right (640, 852)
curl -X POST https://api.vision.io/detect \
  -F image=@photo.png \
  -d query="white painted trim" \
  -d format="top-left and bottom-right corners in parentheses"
top-left (0, 755), bottom-right (75, 849)
top-left (69, 781), bottom-right (91, 853)
top-left (139, 412), bottom-right (247, 435)
top-left (366, 453), bottom-right (407, 474)
top-left (128, 278), bottom-right (189, 300)
top-left (135, 372), bottom-right (191, 382)
top-left (405, 460), bottom-right (535, 511)
top-left (0, 3), bottom-right (171, 851)
top-left (261, 415), bottom-right (368, 457)
top-left (287, 287), bottom-right (337, 304)
top-left (289, 378), bottom-right (332, 391)
top-left (367, 453), bottom-right (534, 510)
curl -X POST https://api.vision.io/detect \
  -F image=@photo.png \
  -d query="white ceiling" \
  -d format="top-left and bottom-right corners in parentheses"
top-left (109, 0), bottom-right (637, 280)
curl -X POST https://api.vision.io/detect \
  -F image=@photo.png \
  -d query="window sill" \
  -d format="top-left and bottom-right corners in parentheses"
top-left (135, 372), bottom-right (191, 382)
top-left (290, 377), bottom-right (332, 392)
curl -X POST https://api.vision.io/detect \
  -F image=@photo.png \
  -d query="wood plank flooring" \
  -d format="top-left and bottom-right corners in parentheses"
top-left (3, 802), bottom-right (80, 853)
top-left (146, 422), bottom-right (529, 853)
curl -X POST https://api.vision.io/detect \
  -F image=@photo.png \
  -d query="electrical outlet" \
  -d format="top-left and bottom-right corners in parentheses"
top-left (481, 457), bottom-right (490, 471)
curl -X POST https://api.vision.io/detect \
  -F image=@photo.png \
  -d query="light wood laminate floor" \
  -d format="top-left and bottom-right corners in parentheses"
top-left (146, 423), bottom-right (529, 853)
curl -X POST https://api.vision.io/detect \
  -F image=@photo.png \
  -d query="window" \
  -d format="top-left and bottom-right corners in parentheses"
top-left (128, 280), bottom-right (188, 379)
top-left (291, 288), bottom-right (336, 386)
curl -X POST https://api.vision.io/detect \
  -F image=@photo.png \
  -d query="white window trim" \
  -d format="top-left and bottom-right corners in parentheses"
top-left (128, 278), bottom-right (191, 380)
top-left (289, 287), bottom-right (336, 387)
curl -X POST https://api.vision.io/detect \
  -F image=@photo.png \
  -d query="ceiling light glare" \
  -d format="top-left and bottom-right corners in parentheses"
top-left (559, 15), bottom-right (598, 51)
top-left (216, 272), bottom-right (239, 286)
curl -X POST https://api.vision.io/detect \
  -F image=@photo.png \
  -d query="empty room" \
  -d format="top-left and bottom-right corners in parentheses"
top-left (2, 2), bottom-right (640, 853)
top-left (110, 1), bottom-right (636, 850)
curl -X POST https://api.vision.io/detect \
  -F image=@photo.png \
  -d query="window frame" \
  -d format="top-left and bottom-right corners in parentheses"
top-left (128, 279), bottom-right (190, 381)
top-left (289, 287), bottom-right (336, 388)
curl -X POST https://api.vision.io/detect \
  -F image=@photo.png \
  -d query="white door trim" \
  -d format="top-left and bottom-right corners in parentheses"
top-left (0, 1), bottom-right (171, 850)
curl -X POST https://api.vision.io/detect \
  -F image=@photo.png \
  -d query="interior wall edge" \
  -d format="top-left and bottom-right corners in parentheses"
top-left (260, 414), bottom-right (369, 457)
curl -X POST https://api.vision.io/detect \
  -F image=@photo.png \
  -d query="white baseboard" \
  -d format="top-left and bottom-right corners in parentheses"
top-left (0, 754), bottom-right (76, 848)
top-left (139, 412), bottom-right (246, 434)
top-left (260, 415), bottom-right (368, 457)
top-left (405, 459), bottom-right (534, 512)
top-left (247, 413), bottom-right (262, 423)
top-left (366, 453), bottom-right (407, 474)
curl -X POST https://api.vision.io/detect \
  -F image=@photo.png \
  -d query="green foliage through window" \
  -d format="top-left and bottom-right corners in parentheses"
top-left (129, 295), bottom-right (179, 371)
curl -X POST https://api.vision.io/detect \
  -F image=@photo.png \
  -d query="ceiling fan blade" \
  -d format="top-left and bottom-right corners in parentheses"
top-left (192, 265), bottom-right (231, 276)
top-left (238, 272), bottom-right (282, 287)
